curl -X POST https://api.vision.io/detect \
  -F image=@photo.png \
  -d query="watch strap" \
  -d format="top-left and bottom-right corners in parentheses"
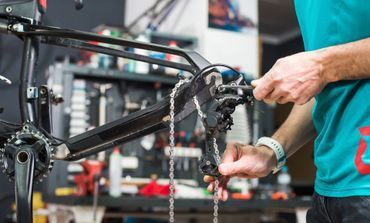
top-left (255, 137), bottom-right (286, 174)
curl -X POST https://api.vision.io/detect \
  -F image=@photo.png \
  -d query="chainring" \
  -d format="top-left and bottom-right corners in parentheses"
top-left (0, 123), bottom-right (54, 182)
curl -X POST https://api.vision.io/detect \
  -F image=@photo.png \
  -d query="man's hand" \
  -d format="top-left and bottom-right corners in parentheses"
top-left (252, 51), bottom-right (329, 105)
top-left (204, 142), bottom-right (277, 201)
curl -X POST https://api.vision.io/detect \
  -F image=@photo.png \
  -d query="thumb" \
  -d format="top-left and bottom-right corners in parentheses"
top-left (218, 160), bottom-right (245, 176)
top-left (251, 79), bottom-right (261, 88)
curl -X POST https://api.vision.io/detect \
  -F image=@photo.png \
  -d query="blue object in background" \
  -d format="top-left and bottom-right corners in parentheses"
top-left (221, 69), bottom-right (254, 85)
top-left (149, 52), bottom-right (166, 74)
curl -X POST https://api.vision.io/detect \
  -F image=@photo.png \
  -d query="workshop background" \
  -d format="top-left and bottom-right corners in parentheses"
top-left (0, 0), bottom-right (315, 223)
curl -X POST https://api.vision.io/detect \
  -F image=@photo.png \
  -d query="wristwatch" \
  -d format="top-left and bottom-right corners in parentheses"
top-left (255, 137), bottom-right (286, 174)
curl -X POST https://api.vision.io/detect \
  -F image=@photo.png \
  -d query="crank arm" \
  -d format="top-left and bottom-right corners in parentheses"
top-left (15, 149), bottom-right (35, 223)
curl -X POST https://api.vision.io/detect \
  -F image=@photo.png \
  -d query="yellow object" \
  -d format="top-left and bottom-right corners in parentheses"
top-left (34, 215), bottom-right (47, 223)
top-left (12, 192), bottom-right (46, 210)
top-left (33, 192), bottom-right (47, 223)
top-left (55, 187), bottom-right (77, 196)
top-left (12, 192), bottom-right (47, 223)
top-left (33, 192), bottom-right (43, 210)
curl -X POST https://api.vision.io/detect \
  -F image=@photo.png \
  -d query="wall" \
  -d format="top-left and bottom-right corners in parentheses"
top-left (0, 1), bottom-right (125, 221)
top-left (125, 0), bottom-right (259, 77)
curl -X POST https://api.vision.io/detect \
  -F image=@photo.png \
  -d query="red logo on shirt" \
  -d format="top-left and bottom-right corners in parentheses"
top-left (355, 127), bottom-right (370, 174)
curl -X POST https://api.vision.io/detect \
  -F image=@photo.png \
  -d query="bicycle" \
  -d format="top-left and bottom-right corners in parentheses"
top-left (0, 1), bottom-right (254, 222)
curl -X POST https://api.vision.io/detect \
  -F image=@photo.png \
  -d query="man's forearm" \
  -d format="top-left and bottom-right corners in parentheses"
top-left (320, 37), bottom-right (370, 82)
top-left (251, 37), bottom-right (370, 105)
top-left (271, 98), bottom-right (316, 158)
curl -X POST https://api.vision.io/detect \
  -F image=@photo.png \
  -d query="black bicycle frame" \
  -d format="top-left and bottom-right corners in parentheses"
top-left (20, 37), bottom-right (38, 123)
top-left (0, 7), bottom-right (223, 222)
top-left (0, 1), bottom-right (255, 223)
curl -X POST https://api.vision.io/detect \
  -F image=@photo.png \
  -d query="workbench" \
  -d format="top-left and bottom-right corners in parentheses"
top-left (45, 195), bottom-right (312, 223)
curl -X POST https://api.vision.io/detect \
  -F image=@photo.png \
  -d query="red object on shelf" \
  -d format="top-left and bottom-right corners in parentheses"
top-left (38, 0), bottom-right (47, 14)
top-left (139, 180), bottom-right (171, 197)
top-left (39, 0), bottom-right (47, 9)
top-left (231, 192), bottom-right (253, 200)
top-left (74, 160), bottom-right (105, 196)
top-left (271, 192), bottom-right (289, 200)
top-left (179, 131), bottom-right (186, 138)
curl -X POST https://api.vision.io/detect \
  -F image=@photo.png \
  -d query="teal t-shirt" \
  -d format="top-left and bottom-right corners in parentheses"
top-left (295, 0), bottom-right (370, 197)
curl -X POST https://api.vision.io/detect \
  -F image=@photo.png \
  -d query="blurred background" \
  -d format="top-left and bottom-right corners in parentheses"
top-left (0, 0), bottom-right (315, 222)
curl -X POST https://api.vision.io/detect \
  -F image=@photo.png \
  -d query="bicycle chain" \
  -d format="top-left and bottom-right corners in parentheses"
top-left (212, 137), bottom-right (221, 223)
top-left (168, 79), bottom-right (189, 223)
top-left (168, 82), bottom-right (222, 223)
top-left (194, 96), bottom-right (221, 223)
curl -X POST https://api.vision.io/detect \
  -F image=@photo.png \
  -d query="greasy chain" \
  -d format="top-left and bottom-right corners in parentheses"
top-left (169, 80), bottom-right (222, 223)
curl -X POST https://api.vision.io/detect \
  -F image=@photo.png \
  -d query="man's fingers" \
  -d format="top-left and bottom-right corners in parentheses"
top-left (221, 189), bottom-right (228, 201)
top-left (251, 79), bottom-right (259, 88)
top-left (276, 97), bottom-right (289, 104)
top-left (219, 176), bottom-right (230, 188)
top-left (293, 82), bottom-right (317, 105)
top-left (236, 173), bottom-right (258, 178)
top-left (207, 182), bottom-right (215, 192)
top-left (207, 176), bottom-right (230, 192)
top-left (253, 85), bottom-right (274, 101)
top-left (264, 87), bottom-right (289, 104)
top-left (213, 186), bottom-right (228, 201)
top-left (263, 98), bottom-right (274, 104)
top-left (218, 159), bottom-right (247, 176)
top-left (253, 75), bottom-right (275, 101)
top-left (222, 143), bottom-right (241, 164)
top-left (203, 175), bottom-right (215, 183)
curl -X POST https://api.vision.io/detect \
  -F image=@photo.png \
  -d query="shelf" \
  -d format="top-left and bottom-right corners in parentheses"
top-left (45, 195), bottom-right (312, 210)
top-left (63, 65), bottom-right (179, 85)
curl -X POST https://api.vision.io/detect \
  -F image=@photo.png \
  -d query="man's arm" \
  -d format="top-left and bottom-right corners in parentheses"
top-left (272, 98), bottom-right (316, 158)
top-left (251, 37), bottom-right (370, 105)
top-left (205, 99), bottom-right (316, 201)
top-left (322, 37), bottom-right (370, 82)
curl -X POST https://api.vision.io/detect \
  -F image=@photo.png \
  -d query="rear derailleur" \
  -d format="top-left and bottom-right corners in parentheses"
top-left (199, 77), bottom-right (254, 177)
